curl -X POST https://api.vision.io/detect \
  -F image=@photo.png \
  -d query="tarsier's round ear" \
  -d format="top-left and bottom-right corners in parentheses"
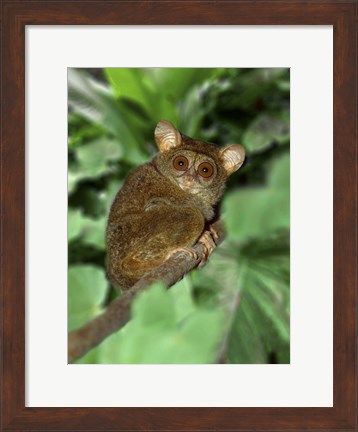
top-left (155, 120), bottom-right (182, 152)
top-left (220, 144), bottom-right (245, 175)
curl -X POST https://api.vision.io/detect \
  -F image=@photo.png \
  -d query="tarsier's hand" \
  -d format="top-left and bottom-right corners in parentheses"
top-left (197, 231), bottom-right (216, 268)
top-left (197, 219), bottom-right (227, 268)
top-left (163, 218), bottom-right (225, 269)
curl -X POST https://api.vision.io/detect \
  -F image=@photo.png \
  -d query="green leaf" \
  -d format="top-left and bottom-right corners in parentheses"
top-left (132, 283), bottom-right (176, 329)
top-left (155, 97), bottom-right (179, 127)
top-left (223, 153), bottom-right (290, 241)
top-left (68, 113), bottom-right (107, 149)
top-left (68, 138), bottom-right (123, 195)
top-left (178, 86), bottom-right (206, 136)
top-left (275, 76), bottom-right (290, 92)
top-left (68, 171), bottom-right (85, 195)
top-left (68, 208), bottom-right (106, 249)
top-left (227, 298), bottom-right (267, 363)
top-left (102, 179), bottom-right (123, 213)
top-left (68, 265), bottom-right (108, 332)
top-left (68, 69), bottom-right (118, 135)
top-left (104, 68), bottom-right (154, 115)
top-left (188, 230), bottom-right (289, 365)
top-left (105, 68), bottom-right (181, 125)
top-left (76, 137), bottom-right (122, 173)
top-left (201, 68), bottom-right (289, 117)
top-left (81, 216), bottom-right (107, 249)
top-left (69, 188), bottom-right (107, 218)
top-left (68, 69), bottom-right (147, 165)
top-left (68, 209), bottom-right (84, 242)
top-left (190, 240), bottom-right (242, 309)
top-left (151, 68), bottom-right (215, 100)
top-left (180, 309), bottom-right (225, 361)
top-left (88, 283), bottom-right (225, 364)
top-left (242, 113), bottom-right (289, 152)
top-left (169, 278), bottom-right (196, 322)
top-left (226, 230), bottom-right (290, 364)
top-left (268, 152), bottom-right (290, 192)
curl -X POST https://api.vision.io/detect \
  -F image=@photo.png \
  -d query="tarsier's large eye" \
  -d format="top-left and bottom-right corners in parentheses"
top-left (197, 161), bottom-right (214, 178)
top-left (173, 155), bottom-right (189, 171)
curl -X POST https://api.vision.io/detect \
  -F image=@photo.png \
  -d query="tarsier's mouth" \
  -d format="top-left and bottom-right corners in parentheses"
top-left (179, 174), bottom-right (195, 188)
top-left (178, 183), bottom-right (202, 194)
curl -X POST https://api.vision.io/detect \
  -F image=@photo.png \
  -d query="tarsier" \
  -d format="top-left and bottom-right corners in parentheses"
top-left (106, 120), bottom-right (245, 290)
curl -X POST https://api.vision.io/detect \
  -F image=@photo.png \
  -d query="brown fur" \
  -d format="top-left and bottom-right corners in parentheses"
top-left (106, 121), bottom-right (245, 290)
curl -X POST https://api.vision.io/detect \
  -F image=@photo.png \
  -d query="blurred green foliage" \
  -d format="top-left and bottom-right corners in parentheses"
top-left (68, 67), bottom-right (290, 364)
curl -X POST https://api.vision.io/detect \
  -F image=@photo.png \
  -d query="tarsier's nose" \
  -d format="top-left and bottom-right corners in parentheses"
top-left (184, 173), bottom-right (195, 187)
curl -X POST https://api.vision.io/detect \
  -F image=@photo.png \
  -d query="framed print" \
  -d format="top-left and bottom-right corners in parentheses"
top-left (1, 1), bottom-right (357, 431)
top-left (66, 66), bottom-right (290, 366)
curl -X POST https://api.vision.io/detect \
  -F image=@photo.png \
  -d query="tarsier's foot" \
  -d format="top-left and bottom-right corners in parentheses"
top-left (164, 246), bottom-right (198, 262)
top-left (197, 230), bottom-right (217, 268)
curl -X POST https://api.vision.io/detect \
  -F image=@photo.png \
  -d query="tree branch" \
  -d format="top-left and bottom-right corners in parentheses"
top-left (68, 220), bottom-right (226, 363)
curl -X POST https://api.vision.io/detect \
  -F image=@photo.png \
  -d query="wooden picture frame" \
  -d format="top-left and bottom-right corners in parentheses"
top-left (1, 1), bottom-right (356, 430)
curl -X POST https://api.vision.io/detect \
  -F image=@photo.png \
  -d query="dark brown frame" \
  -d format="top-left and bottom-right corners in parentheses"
top-left (1, 1), bottom-right (357, 431)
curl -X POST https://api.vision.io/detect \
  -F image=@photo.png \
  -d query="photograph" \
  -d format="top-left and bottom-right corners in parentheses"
top-left (67, 67), bottom-right (290, 364)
